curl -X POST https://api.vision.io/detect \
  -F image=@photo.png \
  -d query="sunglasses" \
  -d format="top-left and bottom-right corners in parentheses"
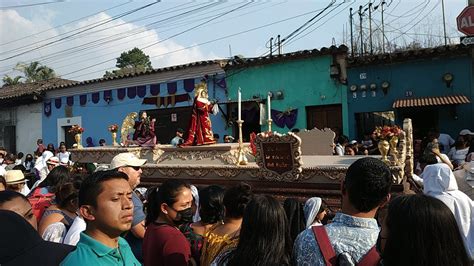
top-left (128, 166), bottom-right (141, 171)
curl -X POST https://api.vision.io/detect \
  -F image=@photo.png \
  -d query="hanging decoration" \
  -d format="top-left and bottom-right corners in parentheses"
top-left (91, 92), bottom-right (100, 104)
top-left (167, 82), bottom-right (177, 94)
top-left (54, 98), bottom-right (62, 109)
top-left (142, 93), bottom-right (191, 107)
top-left (66, 96), bottom-right (74, 106)
top-left (215, 77), bottom-right (227, 90)
top-left (103, 90), bottom-right (112, 102)
top-left (271, 108), bottom-right (298, 129)
top-left (117, 88), bottom-right (126, 100)
top-left (184, 79), bottom-right (195, 92)
top-left (150, 84), bottom-right (160, 95)
top-left (127, 86), bottom-right (137, 99)
top-left (79, 94), bottom-right (87, 105)
top-left (44, 101), bottom-right (52, 116)
top-left (137, 85), bottom-right (146, 98)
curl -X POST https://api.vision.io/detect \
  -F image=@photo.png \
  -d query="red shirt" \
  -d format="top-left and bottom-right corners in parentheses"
top-left (143, 223), bottom-right (191, 266)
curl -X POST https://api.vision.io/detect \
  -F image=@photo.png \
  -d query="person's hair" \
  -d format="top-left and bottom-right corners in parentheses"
top-left (318, 201), bottom-right (328, 215)
top-left (383, 194), bottom-right (470, 266)
top-left (419, 153), bottom-right (438, 165)
top-left (78, 170), bottom-right (128, 207)
top-left (283, 198), bottom-right (305, 245)
top-left (56, 181), bottom-right (81, 209)
top-left (223, 182), bottom-right (253, 219)
top-left (4, 153), bottom-right (15, 162)
top-left (17, 152), bottom-right (24, 159)
top-left (199, 185), bottom-right (225, 224)
top-left (291, 128), bottom-right (300, 133)
top-left (25, 153), bottom-right (33, 160)
top-left (12, 165), bottom-right (26, 172)
top-left (37, 139), bottom-right (43, 144)
top-left (0, 190), bottom-right (29, 207)
top-left (39, 165), bottom-right (70, 192)
top-left (47, 143), bottom-right (55, 150)
top-left (99, 139), bottom-right (106, 145)
top-left (344, 157), bottom-right (392, 212)
top-left (227, 195), bottom-right (291, 266)
top-left (145, 179), bottom-right (191, 226)
top-left (0, 176), bottom-right (6, 188)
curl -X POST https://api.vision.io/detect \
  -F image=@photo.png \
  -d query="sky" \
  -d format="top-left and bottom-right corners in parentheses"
top-left (0, 0), bottom-right (469, 83)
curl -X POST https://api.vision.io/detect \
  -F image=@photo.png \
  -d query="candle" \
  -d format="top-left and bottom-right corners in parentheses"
top-left (238, 88), bottom-right (242, 121)
top-left (267, 92), bottom-right (271, 120)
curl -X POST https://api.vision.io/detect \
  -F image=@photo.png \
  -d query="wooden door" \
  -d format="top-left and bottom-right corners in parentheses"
top-left (306, 104), bottom-right (342, 131)
top-left (146, 107), bottom-right (193, 144)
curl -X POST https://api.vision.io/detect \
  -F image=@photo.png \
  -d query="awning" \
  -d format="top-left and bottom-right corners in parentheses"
top-left (392, 94), bottom-right (470, 108)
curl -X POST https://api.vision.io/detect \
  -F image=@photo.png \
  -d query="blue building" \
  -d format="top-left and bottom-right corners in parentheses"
top-left (42, 61), bottom-right (228, 148)
top-left (346, 45), bottom-right (473, 140)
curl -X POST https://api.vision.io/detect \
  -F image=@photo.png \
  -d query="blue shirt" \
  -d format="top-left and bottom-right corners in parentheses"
top-left (293, 212), bottom-right (380, 266)
top-left (170, 136), bottom-right (183, 147)
top-left (60, 232), bottom-right (140, 266)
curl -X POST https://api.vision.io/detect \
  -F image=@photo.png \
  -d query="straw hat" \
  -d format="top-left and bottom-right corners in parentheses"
top-left (5, 170), bottom-right (26, 185)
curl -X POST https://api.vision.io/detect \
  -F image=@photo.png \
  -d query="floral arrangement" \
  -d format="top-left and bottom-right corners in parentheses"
top-left (108, 124), bottom-right (119, 133)
top-left (372, 125), bottom-right (401, 141)
top-left (68, 124), bottom-right (84, 134)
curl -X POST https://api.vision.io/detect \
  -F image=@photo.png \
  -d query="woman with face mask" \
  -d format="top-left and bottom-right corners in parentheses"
top-left (143, 179), bottom-right (194, 266)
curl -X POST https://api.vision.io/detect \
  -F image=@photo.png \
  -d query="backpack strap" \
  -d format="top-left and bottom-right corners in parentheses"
top-left (312, 226), bottom-right (337, 266)
top-left (358, 246), bottom-right (380, 266)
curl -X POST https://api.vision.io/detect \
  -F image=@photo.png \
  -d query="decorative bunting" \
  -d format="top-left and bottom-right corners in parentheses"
top-left (137, 85), bottom-right (146, 98)
top-left (184, 79), bottom-right (195, 92)
top-left (103, 90), bottom-right (112, 102)
top-left (54, 98), bottom-right (62, 109)
top-left (80, 94), bottom-right (87, 105)
top-left (216, 77), bottom-right (227, 89)
top-left (150, 84), bottom-right (160, 95)
top-left (44, 101), bottom-right (51, 117)
top-left (127, 86), bottom-right (137, 99)
top-left (92, 92), bottom-right (100, 104)
top-left (66, 96), bottom-right (74, 106)
top-left (167, 82), bottom-right (177, 94)
top-left (117, 88), bottom-right (126, 100)
top-left (271, 108), bottom-right (298, 129)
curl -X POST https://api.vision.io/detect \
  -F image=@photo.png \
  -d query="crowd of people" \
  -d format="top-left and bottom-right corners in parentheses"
top-left (0, 127), bottom-right (473, 265)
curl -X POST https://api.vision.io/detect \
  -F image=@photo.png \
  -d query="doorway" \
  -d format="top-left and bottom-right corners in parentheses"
top-left (398, 107), bottom-right (438, 139)
top-left (63, 126), bottom-right (75, 149)
top-left (306, 104), bottom-right (342, 132)
top-left (146, 106), bottom-right (193, 144)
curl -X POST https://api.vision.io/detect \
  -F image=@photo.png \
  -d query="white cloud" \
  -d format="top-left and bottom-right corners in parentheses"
top-left (0, 9), bottom-right (217, 82)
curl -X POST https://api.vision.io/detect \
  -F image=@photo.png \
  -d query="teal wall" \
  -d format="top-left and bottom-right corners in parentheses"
top-left (226, 56), bottom-right (348, 135)
top-left (347, 55), bottom-right (473, 139)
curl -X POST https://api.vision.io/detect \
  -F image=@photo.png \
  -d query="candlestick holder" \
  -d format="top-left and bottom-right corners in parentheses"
top-left (267, 118), bottom-right (273, 133)
top-left (236, 119), bottom-right (248, 165)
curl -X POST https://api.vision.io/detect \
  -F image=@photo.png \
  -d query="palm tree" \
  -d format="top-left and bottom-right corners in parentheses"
top-left (15, 61), bottom-right (56, 82)
top-left (2, 75), bottom-right (23, 86)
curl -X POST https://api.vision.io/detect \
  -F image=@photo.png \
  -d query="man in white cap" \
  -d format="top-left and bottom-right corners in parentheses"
top-left (460, 129), bottom-right (474, 143)
top-left (110, 153), bottom-right (146, 262)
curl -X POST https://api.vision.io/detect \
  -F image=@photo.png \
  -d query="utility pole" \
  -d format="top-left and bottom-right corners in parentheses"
top-left (381, 1), bottom-right (386, 53)
top-left (269, 37), bottom-right (274, 56)
top-left (369, 3), bottom-right (373, 54)
top-left (441, 0), bottom-right (447, 46)
top-left (358, 5), bottom-right (363, 55)
top-left (350, 8), bottom-right (354, 57)
top-left (277, 35), bottom-right (281, 55)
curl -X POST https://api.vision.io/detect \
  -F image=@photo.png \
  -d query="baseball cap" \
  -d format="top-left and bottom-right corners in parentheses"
top-left (110, 153), bottom-right (146, 169)
top-left (459, 129), bottom-right (474, 136)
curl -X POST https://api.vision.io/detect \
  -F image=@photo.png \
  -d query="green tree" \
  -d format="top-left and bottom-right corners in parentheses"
top-left (104, 48), bottom-right (152, 78)
top-left (14, 61), bottom-right (56, 82)
top-left (2, 75), bottom-right (23, 86)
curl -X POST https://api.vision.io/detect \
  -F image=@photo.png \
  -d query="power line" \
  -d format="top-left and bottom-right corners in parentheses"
top-left (0, 1), bottom-right (133, 47)
top-left (0, 1), bottom-right (222, 72)
top-left (58, 1), bottom-right (254, 78)
top-left (0, 0), bottom-right (64, 9)
top-left (63, 7), bottom-right (326, 80)
top-left (0, 1), bottom-right (161, 61)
